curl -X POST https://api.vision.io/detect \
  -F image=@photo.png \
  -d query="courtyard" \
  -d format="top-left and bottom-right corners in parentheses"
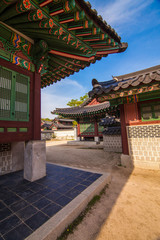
top-left (47, 140), bottom-right (160, 240)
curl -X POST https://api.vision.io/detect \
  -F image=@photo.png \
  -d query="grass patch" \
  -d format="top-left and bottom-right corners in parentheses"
top-left (57, 184), bottom-right (109, 240)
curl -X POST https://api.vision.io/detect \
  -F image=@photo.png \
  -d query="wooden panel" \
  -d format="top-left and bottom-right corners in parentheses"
top-left (124, 103), bottom-right (138, 124)
top-left (0, 58), bottom-right (34, 143)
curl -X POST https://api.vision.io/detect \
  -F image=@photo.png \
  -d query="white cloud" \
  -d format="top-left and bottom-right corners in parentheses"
top-left (57, 78), bottom-right (85, 91)
top-left (41, 92), bottom-right (71, 119)
top-left (41, 78), bottom-right (87, 118)
top-left (96, 0), bottom-right (154, 32)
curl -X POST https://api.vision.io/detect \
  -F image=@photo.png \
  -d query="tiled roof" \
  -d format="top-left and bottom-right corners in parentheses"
top-left (53, 122), bottom-right (73, 129)
top-left (99, 117), bottom-right (120, 127)
top-left (0, 0), bottom-right (127, 88)
top-left (89, 65), bottom-right (160, 97)
top-left (52, 98), bottom-right (109, 117)
top-left (103, 126), bottom-right (121, 135)
top-left (55, 118), bottom-right (74, 122)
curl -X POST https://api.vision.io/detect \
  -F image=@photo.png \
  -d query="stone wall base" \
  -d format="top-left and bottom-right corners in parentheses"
top-left (0, 142), bottom-right (24, 175)
top-left (24, 140), bottom-right (46, 182)
top-left (127, 125), bottom-right (160, 170)
top-left (103, 135), bottom-right (122, 153)
top-left (121, 155), bottom-right (160, 170)
top-left (121, 154), bottom-right (133, 168)
top-left (133, 160), bottom-right (160, 170)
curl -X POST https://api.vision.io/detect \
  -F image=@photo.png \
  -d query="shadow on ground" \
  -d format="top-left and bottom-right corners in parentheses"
top-left (46, 142), bottom-right (135, 240)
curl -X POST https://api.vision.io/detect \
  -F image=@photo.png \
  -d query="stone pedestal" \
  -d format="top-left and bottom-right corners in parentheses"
top-left (12, 142), bottom-right (24, 172)
top-left (24, 140), bottom-right (46, 182)
top-left (121, 154), bottom-right (133, 168)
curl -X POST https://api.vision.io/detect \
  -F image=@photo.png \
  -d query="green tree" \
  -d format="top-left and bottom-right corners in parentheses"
top-left (67, 93), bottom-right (88, 107)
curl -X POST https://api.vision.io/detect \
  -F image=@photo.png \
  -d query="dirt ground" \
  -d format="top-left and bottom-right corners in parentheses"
top-left (46, 140), bottom-right (160, 240)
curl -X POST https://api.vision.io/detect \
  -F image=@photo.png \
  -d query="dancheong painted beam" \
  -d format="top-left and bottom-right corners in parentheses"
top-left (0, 0), bottom-right (127, 88)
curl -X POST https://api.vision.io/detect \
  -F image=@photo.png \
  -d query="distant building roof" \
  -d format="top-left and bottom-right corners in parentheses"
top-left (52, 97), bottom-right (109, 119)
top-left (99, 117), bottom-right (120, 127)
top-left (54, 118), bottom-right (74, 122)
top-left (52, 122), bottom-right (73, 129)
top-left (89, 65), bottom-right (160, 102)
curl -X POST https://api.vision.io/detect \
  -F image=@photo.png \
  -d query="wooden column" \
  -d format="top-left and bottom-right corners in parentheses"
top-left (94, 121), bottom-right (98, 136)
top-left (120, 104), bottom-right (129, 155)
top-left (77, 122), bottom-right (80, 136)
top-left (32, 72), bottom-right (41, 140)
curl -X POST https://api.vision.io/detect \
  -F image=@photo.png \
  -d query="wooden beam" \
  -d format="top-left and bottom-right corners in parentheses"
top-left (0, 0), bottom-right (32, 22)
top-left (33, 72), bottom-right (41, 140)
top-left (49, 49), bottom-right (95, 61)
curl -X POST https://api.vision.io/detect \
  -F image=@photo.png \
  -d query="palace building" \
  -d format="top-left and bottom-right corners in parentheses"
top-left (89, 65), bottom-right (160, 169)
top-left (0, 0), bottom-right (127, 180)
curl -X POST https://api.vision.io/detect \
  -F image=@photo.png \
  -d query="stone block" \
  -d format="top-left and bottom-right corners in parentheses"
top-left (121, 154), bottom-right (133, 168)
top-left (12, 142), bottom-right (24, 172)
top-left (24, 140), bottom-right (46, 182)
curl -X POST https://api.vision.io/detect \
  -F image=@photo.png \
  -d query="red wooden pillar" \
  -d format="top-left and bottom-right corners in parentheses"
top-left (94, 121), bottom-right (98, 136)
top-left (120, 104), bottom-right (129, 155)
top-left (77, 122), bottom-right (80, 137)
top-left (32, 72), bottom-right (41, 140)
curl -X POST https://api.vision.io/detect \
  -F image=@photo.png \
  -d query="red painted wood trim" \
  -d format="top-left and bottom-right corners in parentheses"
top-left (94, 122), bottom-right (98, 136)
top-left (50, 9), bottom-right (64, 16)
top-left (0, 58), bottom-right (33, 77)
top-left (68, 26), bottom-right (83, 31)
top-left (49, 50), bottom-right (95, 62)
top-left (40, 0), bottom-right (52, 7)
top-left (84, 38), bottom-right (100, 42)
top-left (77, 123), bottom-right (80, 136)
top-left (96, 49), bottom-right (119, 55)
top-left (120, 104), bottom-right (129, 155)
top-left (127, 120), bottom-right (160, 126)
top-left (76, 33), bottom-right (92, 37)
top-left (60, 18), bottom-right (74, 24)
top-left (32, 72), bottom-right (41, 140)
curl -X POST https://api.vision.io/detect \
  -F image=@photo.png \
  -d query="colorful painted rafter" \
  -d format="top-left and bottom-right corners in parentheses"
top-left (0, 0), bottom-right (127, 87)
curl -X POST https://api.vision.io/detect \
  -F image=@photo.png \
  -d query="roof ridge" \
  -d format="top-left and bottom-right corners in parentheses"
top-left (115, 65), bottom-right (160, 80)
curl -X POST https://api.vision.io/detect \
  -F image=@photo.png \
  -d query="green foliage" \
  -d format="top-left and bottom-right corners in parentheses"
top-left (67, 93), bottom-right (88, 107)
top-left (72, 120), bottom-right (78, 126)
top-left (41, 118), bottom-right (53, 121)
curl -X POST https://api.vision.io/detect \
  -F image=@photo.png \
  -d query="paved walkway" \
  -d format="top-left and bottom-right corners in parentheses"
top-left (0, 163), bottom-right (102, 240)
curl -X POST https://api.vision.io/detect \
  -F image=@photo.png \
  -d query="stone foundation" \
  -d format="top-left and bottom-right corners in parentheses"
top-left (103, 135), bottom-right (122, 152)
top-left (24, 140), bottom-right (46, 181)
top-left (127, 124), bottom-right (160, 170)
top-left (0, 142), bottom-right (24, 175)
top-left (0, 143), bottom-right (12, 175)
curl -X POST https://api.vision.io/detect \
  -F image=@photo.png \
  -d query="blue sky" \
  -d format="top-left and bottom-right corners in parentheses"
top-left (41, 0), bottom-right (160, 118)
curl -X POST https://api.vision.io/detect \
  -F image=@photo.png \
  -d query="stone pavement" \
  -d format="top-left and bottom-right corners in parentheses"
top-left (0, 163), bottom-right (108, 240)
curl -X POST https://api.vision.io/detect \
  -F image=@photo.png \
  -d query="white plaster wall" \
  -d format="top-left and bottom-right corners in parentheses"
top-left (54, 129), bottom-right (75, 140)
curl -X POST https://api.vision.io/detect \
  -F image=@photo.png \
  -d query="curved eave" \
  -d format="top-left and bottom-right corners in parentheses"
top-left (52, 102), bottom-right (110, 118)
top-left (89, 65), bottom-right (160, 101)
top-left (0, 0), bottom-right (127, 88)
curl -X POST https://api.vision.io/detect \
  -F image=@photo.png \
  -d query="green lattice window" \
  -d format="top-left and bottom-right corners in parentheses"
top-left (80, 123), bottom-right (94, 134)
top-left (141, 102), bottom-right (160, 121)
top-left (0, 66), bottom-right (30, 121)
top-left (98, 124), bottom-right (104, 133)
